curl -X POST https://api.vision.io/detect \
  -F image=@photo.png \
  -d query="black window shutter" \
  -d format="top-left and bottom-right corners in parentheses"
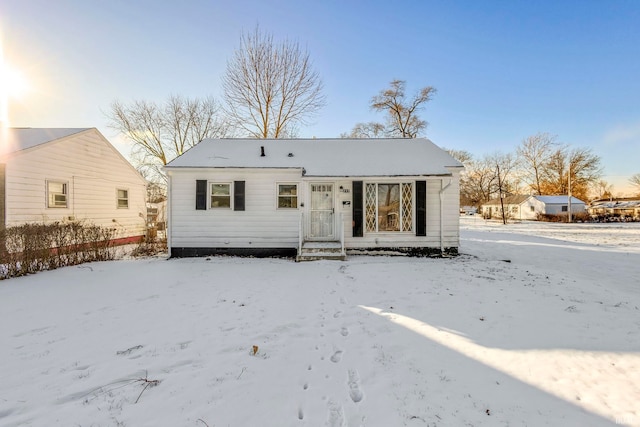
top-left (416, 180), bottom-right (426, 236)
top-left (195, 180), bottom-right (207, 210)
top-left (234, 181), bottom-right (245, 211)
top-left (352, 181), bottom-right (363, 237)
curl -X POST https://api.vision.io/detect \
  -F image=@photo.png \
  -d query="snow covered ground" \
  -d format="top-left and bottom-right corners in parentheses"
top-left (1, 217), bottom-right (638, 427)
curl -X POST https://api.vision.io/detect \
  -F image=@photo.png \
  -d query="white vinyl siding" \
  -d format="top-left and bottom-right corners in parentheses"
top-left (168, 172), bottom-right (462, 251)
top-left (169, 169), bottom-right (302, 248)
top-left (3, 129), bottom-right (147, 239)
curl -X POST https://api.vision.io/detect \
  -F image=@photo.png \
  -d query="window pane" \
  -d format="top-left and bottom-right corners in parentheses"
top-left (365, 183), bottom-right (377, 232)
top-left (279, 184), bottom-right (297, 196)
top-left (210, 183), bottom-right (231, 208)
top-left (49, 182), bottom-right (64, 193)
top-left (48, 181), bottom-right (67, 208)
top-left (212, 184), bottom-right (230, 196)
top-left (118, 189), bottom-right (128, 199)
top-left (401, 183), bottom-right (412, 231)
top-left (378, 184), bottom-right (400, 231)
top-left (278, 196), bottom-right (297, 208)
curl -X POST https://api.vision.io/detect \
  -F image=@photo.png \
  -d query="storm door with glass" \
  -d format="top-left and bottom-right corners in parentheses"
top-left (309, 183), bottom-right (334, 239)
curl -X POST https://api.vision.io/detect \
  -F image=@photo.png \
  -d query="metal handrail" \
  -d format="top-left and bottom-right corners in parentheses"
top-left (298, 211), bottom-right (304, 257)
top-left (339, 212), bottom-right (345, 256)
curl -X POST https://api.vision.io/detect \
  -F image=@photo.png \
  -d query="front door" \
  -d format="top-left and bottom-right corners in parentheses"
top-left (309, 183), bottom-right (334, 239)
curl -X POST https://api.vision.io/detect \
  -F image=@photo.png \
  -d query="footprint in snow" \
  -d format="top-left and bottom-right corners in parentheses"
top-left (330, 350), bottom-right (343, 363)
top-left (340, 327), bottom-right (349, 337)
top-left (347, 369), bottom-right (364, 403)
top-left (327, 400), bottom-right (346, 427)
top-left (333, 311), bottom-right (342, 318)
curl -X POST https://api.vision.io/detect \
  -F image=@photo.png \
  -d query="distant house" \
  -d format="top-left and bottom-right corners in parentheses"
top-left (0, 128), bottom-right (147, 243)
top-left (164, 138), bottom-right (464, 260)
top-left (588, 198), bottom-right (640, 221)
top-left (481, 195), bottom-right (586, 220)
top-left (535, 196), bottom-right (586, 215)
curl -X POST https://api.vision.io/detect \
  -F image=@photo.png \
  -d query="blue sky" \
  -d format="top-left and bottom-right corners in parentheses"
top-left (2, 0), bottom-right (639, 194)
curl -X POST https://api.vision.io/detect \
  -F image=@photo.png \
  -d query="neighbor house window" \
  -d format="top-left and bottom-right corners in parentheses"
top-left (512, 206), bottom-right (518, 213)
top-left (530, 206), bottom-right (535, 212)
top-left (365, 182), bottom-right (413, 232)
top-left (210, 183), bottom-right (231, 208)
top-left (561, 206), bottom-right (568, 212)
top-left (47, 181), bottom-right (68, 208)
top-left (277, 183), bottom-right (298, 208)
top-left (117, 189), bottom-right (129, 208)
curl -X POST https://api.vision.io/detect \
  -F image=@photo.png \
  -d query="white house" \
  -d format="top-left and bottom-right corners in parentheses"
top-left (0, 128), bottom-right (147, 243)
top-left (482, 195), bottom-right (586, 220)
top-left (164, 138), bottom-right (464, 260)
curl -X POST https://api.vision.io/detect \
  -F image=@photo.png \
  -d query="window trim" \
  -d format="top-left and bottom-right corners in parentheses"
top-left (47, 180), bottom-right (68, 208)
top-left (276, 182), bottom-right (299, 209)
top-left (116, 188), bottom-right (129, 209)
top-left (210, 182), bottom-right (232, 209)
top-left (364, 181), bottom-right (414, 233)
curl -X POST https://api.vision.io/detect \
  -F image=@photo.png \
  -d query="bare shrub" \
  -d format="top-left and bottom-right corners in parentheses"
top-left (0, 221), bottom-right (117, 279)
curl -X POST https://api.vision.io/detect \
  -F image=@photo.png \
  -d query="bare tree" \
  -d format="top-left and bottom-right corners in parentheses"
top-left (517, 132), bottom-right (558, 194)
top-left (108, 95), bottom-right (229, 185)
top-left (539, 146), bottom-right (602, 202)
top-left (445, 148), bottom-right (473, 165)
top-left (445, 148), bottom-right (475, 207)
top-left (370, 79), bottom-right (436, 138)
top-left (340, 122), bottom-right (386, 138)
top-left (222, 26), bottom-right (326, 138)
top-left (460, 155), bottom-right (499, 208)
top-left (630, 173), bottom-right (640, 194)
top-left (591, 180), bottom-right (613, 200)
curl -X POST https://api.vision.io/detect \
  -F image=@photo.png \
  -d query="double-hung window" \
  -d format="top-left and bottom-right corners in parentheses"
top-left (365, 182), bottom-right (413, 232)
top-left (47, 181), bottom-right (68, 208)
top-left (117, 189), bottom-right (129, 208)
top-left (277, 183), bottom-right (298, 209)
top-left (211, 183), bottom-right (231, 208)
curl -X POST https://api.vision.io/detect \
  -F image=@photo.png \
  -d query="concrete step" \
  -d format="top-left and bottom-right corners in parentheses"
top-left (297, 241), bottom-right (346, 261)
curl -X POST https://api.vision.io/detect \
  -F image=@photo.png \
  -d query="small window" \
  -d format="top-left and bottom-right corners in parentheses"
top-left (211, 183), bottom-right (231, 208)
top-left (278, 184), bottom-right (298, 208)
top-left (47, 181), bottom-right (68, 208)
top-left (530, 206), bottom-right (535, 212)
top-left (117, 189), bottom-right (129, 208)
top-left (511, 206), bottom-right (518, 213)
top-left (561, 205), bottom-right (568, 212)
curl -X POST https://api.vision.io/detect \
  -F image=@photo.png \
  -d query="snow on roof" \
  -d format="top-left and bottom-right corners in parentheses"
top-left (165, 138), bottom-right (463, 177)
top-left (535, 195), bottom-right (586, 205)
top-left (0, 128), bottom-right (90, 156)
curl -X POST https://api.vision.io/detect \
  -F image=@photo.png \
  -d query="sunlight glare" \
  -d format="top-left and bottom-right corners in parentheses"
top-left (1, 45), bottom-right (30, 125)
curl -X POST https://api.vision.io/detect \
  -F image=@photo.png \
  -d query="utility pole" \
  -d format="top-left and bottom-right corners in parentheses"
top-left (497, 164), bottom-right (507, 225)
top-left (568, 162), bottom-right (572, 223)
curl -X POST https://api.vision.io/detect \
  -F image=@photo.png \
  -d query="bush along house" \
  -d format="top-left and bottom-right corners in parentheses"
top-left (164, 138), bottom-right (464, 261)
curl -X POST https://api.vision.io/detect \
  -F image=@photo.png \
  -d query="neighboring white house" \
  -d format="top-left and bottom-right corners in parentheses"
top-left (164, 138), bottom-right (464, 260)
top-left (0, 128), bottom-right (147, 243)
top-left (482, 195), bottom-right (586, 220)
top-left (535, 196), bottom-right (586, 215)
top-left (588, 198), bottom-right (640, 221)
